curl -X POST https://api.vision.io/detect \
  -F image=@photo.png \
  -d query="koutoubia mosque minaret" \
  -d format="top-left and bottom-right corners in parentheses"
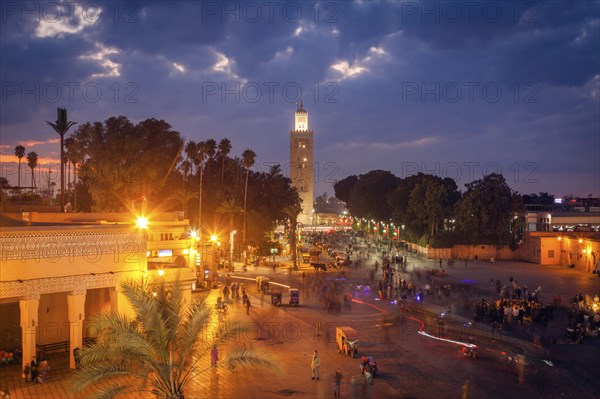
top-left (289, 101), bottom-right (314, 225)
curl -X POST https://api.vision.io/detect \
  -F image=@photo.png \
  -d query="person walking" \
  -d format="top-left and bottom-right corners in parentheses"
top-left (245, 297), bottom-right (251, 315)
top-left (311, 350), bottom-right (320, 380)
top-left (334, 368), bottom-right (343, 397)
top-left (462, 378), bottom-right (471, 399)
top-left (210, 345), bottom-right (219, 368)
top-left (23, 363), bottom-right (30, 382)
top-left (30, 356), bottom-right (38, 383)
top-left (39, 360), bottom-right (49, 383)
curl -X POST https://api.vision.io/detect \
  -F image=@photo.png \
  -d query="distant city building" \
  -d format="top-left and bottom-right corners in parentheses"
top-left (289, 101), bottom-right (314, 225)
top-left (518, 232), bottom-right (599, 271)
top-left (523, 210), bottom-right (600, 232)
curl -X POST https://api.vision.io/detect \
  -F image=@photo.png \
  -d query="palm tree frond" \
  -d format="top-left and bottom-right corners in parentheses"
top-left (70, 363), bottom-right (131, 393)
top-left (226, 344), bottom-right (281, 376)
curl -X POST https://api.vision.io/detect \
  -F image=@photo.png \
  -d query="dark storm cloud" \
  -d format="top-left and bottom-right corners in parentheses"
top-left (0, 0), bottom-right (598, 195)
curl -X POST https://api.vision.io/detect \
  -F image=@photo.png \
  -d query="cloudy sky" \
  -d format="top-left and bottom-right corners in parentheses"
top-left (1, 0), bottom-right (599, 197)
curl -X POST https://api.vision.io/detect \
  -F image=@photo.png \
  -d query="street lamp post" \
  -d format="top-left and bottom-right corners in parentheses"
top-left (230, 230), bottom-right (237, 272)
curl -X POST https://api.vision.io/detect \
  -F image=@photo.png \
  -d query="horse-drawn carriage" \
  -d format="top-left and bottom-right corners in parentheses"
top-left (256, 276), bottom-right (270, 294)
top-left (336, 326), bottom-right (358, 357)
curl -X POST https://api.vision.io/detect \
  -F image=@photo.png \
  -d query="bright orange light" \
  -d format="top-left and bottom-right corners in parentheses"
top-left (579, 239), bottom-right (583, 243)
top-left (210, 234), bottom-right (219, 243)
top-left (557, 236), bottom-right (562, 241)
top-left (157, 269), bottom-right (165, 276)
top-left (136, 217), bottom-right (148, 229)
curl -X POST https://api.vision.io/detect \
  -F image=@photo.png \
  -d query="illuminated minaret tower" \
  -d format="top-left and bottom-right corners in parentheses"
top-left (289, 101), bottom-right (314, 225)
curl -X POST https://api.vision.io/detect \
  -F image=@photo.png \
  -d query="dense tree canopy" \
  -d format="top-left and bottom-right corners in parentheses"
top-left (335, 170), bottom-right (524, 247)
top-left (343, 170), bottom-right (399, 220)
top-left (72, 116), bottom-right (184, 211)
top-left (333, 175), bottom-right (358, 204)
top-left (454, 173), bottom-right (522, 244)
top-left (68, 115), bottom-right (299, 254)
top-left (388, 173), bottom-right (460, 238)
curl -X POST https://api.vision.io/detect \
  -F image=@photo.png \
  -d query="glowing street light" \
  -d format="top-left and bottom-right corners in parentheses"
top-left (136, 216), bottom-right (149, 229)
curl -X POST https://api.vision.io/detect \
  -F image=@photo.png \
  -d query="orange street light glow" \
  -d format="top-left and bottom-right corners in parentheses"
top-left (136, 217), bottom-right (149, 229)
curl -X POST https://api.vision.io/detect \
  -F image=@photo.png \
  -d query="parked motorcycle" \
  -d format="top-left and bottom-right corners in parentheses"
top-left (360, 355), bottom-right (378, 381)
top-left (215, 297), bottom-right (228, 312)
top-left (462, 346), bottom-right (478, 359)
top-left (566, 324), bottom-right (584, 344)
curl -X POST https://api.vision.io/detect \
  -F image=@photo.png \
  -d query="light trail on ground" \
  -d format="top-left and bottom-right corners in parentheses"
top-left (351, 296), bottom-right (477, 349)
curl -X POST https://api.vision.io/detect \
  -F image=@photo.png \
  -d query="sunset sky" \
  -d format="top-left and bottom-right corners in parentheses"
top-left (1, 0), bottom-right (598, 197)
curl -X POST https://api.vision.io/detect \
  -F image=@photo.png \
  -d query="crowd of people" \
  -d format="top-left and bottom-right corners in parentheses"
top-left (473, 276), bottom-right (554, 326)
top-left (568, 293), bottom-right (600, 337)
top-left (473, 297), bottom-right (555, 326)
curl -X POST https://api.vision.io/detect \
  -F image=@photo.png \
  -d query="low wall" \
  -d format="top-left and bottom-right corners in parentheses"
top-left (403, 241), bottom-right (516, 261)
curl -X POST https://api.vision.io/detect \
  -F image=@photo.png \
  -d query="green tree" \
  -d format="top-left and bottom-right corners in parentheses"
top-left (65, 136), bottom-right (85, 210)
top-left (408, 179), bottom-right (447, 237)
top-left (283, 204), bottom-right (302, 270)
top-left (47, 107), bottom-right (77, 212)
top-left (218, 138), bottom-right (232, 185)
top-left (26, 151), bottom-right (38, 190)
top-left (71, 277), bottom-right (275, 399)
top-left (168, 188), bottom-right (199, 216)
top-left (454, 173), bottom-right (521, 244)
top-left (194, 141), bottom-right (207, 231)
top-left (241, 149), bottom-right (256, 253)
top-left (346, 170), bottom-right (399, 220)
top-left (72, 116), bottom-right (183, 212)
top-left (333, 175), bottom-right (358, 204)
top-left (242, 164), bottom-right (300, 253)
top-left (217, 198), bottom-right (242, 264)
top-left (14, 145), bottom-right (25, 192)
top-left (0, 177), bottom-right (10, 202)
top-left (184, 141), bottom-right (197, 180)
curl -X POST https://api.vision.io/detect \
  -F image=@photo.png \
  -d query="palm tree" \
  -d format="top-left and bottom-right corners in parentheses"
top-left (283, 204), bottom-right (302, 270)
top-left (195, 141), bottom-right (207, 232)
top-left (217, 198), bottom-right (242, 267)
top-left (218, 138), bottom-right (232, 185)
top-left (241, 149), bottom-right (256, 259)
top-left (65, 136), bottom-right (84, 210)
top-left (180, 159), bottom-right (192, 182)
top-left (71, 277), bottom-right (276, 399)
top-left (14, 145), bottom-right (25, 192)
top-left (26, 152), bottom-right (38, 190)
top-left (168, 188), bottom-right (199, 216)
top-left (0, 177), bottom-right (10, 202)
top-left (63, 141), bottom-right (71, 203)
top-left (204, 138), bottom-right (217, 160)
top-left (184, 141), bottom-right (197, 179)
top-left (47, 107), bottom-right (77, 212)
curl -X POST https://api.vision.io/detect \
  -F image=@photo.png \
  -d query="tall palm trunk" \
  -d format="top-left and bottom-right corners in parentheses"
top-left (60, 134), bottom-right (65, 210)
top-left (67, 161), bottom-right (71, 203)
top-left (242, 169), bottom-right (249, 252)
top-left (290, 219), bottom-right (297, 270)
top-left (198, 163), bottom-right (203, 232)
top-left (17, 159), bottom-right (21, 192)
top-left (72, 161), bottom-right (77, 210)
top-left (221, 157), bottom-right (225, 185)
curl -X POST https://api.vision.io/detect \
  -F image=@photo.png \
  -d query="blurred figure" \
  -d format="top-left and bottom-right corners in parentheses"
top-left (462, 378), bottom-right (471, 399)
top-left (210, 345), bottom-right (219, 368)
top-left (334, 368), bottom-right (343, 397)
